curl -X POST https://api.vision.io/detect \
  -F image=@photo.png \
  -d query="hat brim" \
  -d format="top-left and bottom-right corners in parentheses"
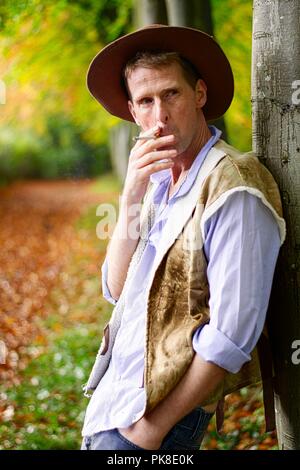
top-left (87, 25), bottom-right (234, 122)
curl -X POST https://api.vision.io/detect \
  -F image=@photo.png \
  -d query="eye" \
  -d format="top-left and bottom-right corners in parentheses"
top-left (165, 89), bottom-right (179, 99)
top-left (138, 97), bottom-right (153, 106)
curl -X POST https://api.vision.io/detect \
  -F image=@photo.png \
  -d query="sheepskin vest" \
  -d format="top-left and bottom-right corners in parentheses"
top-left (143, 139), bottom-right (285, 416)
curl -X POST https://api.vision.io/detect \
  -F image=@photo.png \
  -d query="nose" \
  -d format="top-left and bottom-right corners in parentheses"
top-left (154, 99), bottom-right (169, 125)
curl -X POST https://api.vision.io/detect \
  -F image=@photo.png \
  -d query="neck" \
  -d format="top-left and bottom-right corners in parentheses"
top-left (170, 122), bottom-right (212, 187)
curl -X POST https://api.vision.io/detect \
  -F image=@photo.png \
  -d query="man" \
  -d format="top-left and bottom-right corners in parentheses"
top-left (81, 25), bottom-right (285, 450)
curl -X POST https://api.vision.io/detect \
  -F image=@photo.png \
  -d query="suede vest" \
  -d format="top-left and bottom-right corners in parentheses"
top-left (143, 139), bottom-right (285, 419)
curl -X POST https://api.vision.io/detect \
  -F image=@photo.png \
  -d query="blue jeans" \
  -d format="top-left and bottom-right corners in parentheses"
top-left (81, 406), bottom-right (214, 450)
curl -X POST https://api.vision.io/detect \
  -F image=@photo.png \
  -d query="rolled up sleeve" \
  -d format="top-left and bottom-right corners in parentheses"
top-left (101, 258), bottom-right (118, 305)
top-left (192, 191), bottom-right (281, 373)
top-left (192, 324), bottom-right (251, 373)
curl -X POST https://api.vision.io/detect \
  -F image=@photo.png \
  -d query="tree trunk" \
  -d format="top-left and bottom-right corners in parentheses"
top-left (166, 0), bottom-right (213, 32)
top-left (134, 0), bottom-right (168, 26)
top-left (109, 122), bottom-right (137, 183)
top-left (252, 0), bottom-right (300, 450)
top-left (165, 0), bottom-right (228, 140)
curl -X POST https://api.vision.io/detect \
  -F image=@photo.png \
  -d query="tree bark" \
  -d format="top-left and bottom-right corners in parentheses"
top-left (252, 0), bottom-right (300, 450)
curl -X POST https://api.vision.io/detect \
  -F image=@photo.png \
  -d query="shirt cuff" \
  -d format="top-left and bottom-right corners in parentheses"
top-left (101, 258), bottom-right (118, 305)
top-left (192, 324), bottom-right (251, 373)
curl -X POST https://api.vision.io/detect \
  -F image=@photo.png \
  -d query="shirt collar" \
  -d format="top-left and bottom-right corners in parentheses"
top-left (150, 125), bottom-right (222, 194)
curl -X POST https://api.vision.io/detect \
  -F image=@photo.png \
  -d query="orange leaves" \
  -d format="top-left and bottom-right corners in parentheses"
top-left (0, 179), bottom-right (104, 387)
top-left (203, 388), bottom-right (278, 450)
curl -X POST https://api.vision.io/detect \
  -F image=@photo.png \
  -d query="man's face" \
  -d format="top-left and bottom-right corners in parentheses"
top-left (127, 61), bottom-right (207, 155)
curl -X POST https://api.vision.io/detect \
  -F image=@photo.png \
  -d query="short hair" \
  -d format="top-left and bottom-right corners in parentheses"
top-left (123, 51), bottom-right (201, 99)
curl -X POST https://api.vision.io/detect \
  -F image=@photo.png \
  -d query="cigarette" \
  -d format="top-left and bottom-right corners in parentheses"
top-left (132, 134), bottom-right (158, 142)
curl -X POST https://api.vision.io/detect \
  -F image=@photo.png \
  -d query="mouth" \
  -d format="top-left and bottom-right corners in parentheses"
top-left (159, 129), bottom-right (173, 137)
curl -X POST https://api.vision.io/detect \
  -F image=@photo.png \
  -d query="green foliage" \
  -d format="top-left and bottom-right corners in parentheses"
top-left (0, 0), bottom-right (133, 42)
top-left (42, 114), bottom-right (112, 178)
top-left (66, 0), bottom-right (134, 43)
top-left (90, 172), bottom-right (122, 194)
top-left (0, 130), bottom-right (41, 181)
top-left (0, 324), bottom-right (103, 449)
top-left (0, 116), bottom-right (111, 183)
top-left (0, 0), bottom-right (132, 182)
top-left (211, 0), bottom-right (253, 151)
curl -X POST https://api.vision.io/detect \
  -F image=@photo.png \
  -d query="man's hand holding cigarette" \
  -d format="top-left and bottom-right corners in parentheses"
top-left (122, 124), bottom-right (177, 204)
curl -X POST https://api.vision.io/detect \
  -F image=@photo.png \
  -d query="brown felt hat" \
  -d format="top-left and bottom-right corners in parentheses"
top-left (87, 24), bottom-right (234, 122)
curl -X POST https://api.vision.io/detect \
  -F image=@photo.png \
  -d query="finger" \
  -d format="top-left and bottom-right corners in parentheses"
top-left (132, 134), bottom-right (176, 160)
top-left (136, 149), bottom-right (177, 169)
top-left (138, 159), bottom-right (175, 178)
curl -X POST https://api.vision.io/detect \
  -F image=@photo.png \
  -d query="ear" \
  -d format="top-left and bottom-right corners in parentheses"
top-left (128, 100), bottom-right (140, 126)
top-left (195, 79), bottom-right (207, 109)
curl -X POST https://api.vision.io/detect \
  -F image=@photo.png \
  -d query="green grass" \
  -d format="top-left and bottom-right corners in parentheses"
top-left (90, 172), bottom-right (122, 194)
top-left (76, 173), bottom-right (121, 251)
top-left (0, 320), bottom-right (111, 450)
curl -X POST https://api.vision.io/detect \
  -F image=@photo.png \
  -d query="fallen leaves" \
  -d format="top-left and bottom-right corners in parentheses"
top-left (0, 179), bottom-right (108, 387)
top-left (203, 387), bottom-right (278, 450)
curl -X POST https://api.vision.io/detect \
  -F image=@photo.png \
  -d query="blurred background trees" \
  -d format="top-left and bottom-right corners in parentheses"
top-left (0, 0), bottom-right (252, 184)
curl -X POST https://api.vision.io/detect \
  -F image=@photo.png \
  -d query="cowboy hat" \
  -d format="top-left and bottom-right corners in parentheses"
top-left (87, 24), bottom-right (234, 122)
